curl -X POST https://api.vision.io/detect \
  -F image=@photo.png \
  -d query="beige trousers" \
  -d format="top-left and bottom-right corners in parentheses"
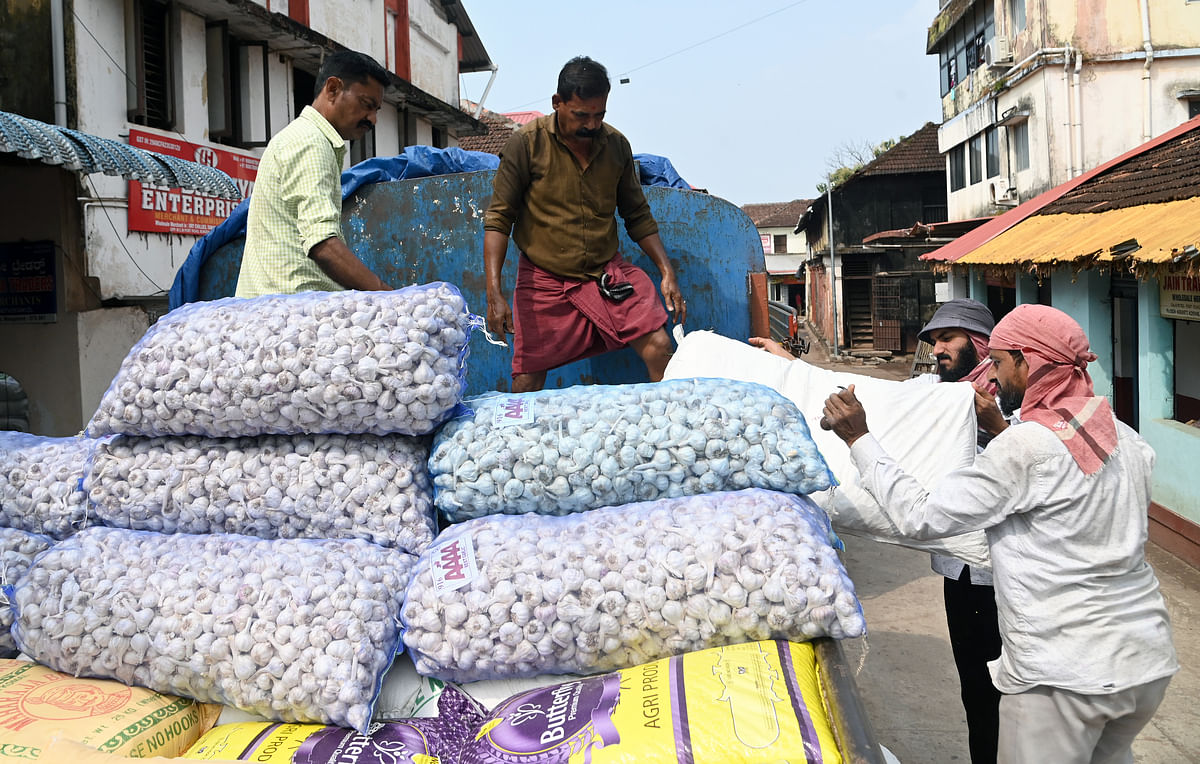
top-left (997, 676), bottom-right (1172, 764)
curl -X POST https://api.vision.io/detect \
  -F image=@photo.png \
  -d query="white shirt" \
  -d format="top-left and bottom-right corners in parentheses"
top-left (906, 373), bottom-right (994, 584)
top-left (850, 416), bottom-right (1178, 695)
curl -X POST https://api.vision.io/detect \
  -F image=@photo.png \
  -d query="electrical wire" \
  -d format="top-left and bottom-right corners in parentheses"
top-left (494, 0), bottom-right (813, 112)
top-left (83, 175), bottom-right (168, 295)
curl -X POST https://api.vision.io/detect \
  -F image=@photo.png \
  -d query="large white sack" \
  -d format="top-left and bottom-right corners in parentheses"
top-left (11, 527), bottom-right (416, 733)
top-left (663, 328), bottom-right (990, 569)
top-left (85, 432), bottom-right (434, 554)
top-left (86, 283), bottom-right (474, 438)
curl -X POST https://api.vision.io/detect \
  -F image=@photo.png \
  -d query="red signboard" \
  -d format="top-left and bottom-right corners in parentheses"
top-left (127, 130), bottom-right (258, 236)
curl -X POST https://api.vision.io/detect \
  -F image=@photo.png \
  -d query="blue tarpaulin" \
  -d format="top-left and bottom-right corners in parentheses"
top-left (634, 153), bottom-right (691, 190)
top-left (168, 145), bottom-right (691, 309)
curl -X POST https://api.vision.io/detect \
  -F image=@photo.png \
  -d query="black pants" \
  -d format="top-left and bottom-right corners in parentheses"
top-left (944, 566), bottom-right (1003, 764)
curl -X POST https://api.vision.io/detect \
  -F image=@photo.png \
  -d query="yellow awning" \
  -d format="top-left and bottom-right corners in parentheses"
top-left (954, 197), bottom-right (1200, 270)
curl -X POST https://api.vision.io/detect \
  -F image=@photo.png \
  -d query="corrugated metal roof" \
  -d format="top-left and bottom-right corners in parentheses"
top-left (0, 110), bottom-right (240, 198)
top-left (954, 198), bottom-right (1200, 271)
top-left (923, 116), bottom-right (1200, 263)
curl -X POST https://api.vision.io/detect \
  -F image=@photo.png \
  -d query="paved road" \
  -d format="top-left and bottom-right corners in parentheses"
top-left (791, 325), bottom-right (1200, 763)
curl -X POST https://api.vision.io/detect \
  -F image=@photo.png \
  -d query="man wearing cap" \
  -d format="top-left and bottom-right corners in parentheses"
top-left (822, 304), bottom-right (1178, 763)
top-left (915, 299), bottom-right (1005, 764)
top-left (755, 298), bottom-right (1007, 762)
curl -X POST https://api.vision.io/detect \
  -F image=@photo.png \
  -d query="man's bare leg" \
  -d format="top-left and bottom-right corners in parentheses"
top-left (512, 370), bottom-right (547, 393)
top-left (629, 327), bottom-right (673, 382)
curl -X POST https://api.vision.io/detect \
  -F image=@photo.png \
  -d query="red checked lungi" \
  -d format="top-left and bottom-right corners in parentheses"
top-left (511, 253), bottom-right (668, 376)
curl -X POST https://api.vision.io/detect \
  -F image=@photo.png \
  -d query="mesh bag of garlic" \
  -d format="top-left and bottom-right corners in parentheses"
top-left (401, 488), bottom-right (865, 682)
top-left (10, 527), bottom-right (416, 733)
top-left (86, 282), bottom-right (476, 439)
top-left (0, 527), bottom-right (53, 657)
top-left (0, 432), bottom-right (100, 539)
top-left (429, 378), bottom-right (836, 521)
top-left (85, 433), bottom-right (435, 554)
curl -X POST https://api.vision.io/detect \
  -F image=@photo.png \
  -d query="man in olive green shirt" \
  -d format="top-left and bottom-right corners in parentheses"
top-left (483, 56), bottom-right (686, 393)
top-left (236, 50), bottom-right (391, 298)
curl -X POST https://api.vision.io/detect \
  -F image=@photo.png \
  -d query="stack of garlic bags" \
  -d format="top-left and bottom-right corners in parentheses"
top-left (405, 378), bottom-right (867, 682)
top-left (11, 283), bottom-right (477, 733)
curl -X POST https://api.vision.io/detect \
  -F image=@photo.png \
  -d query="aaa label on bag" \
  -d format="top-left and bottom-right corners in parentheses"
top-left (491, 396), bottom-right (534, 427)
top-left (430, 533), bottom-right (478, 593)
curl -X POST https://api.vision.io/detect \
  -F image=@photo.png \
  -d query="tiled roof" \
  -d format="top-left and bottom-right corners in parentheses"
top-left (506, 111), bottom-right (544, 126)
top-left (1037, 124), bottom-right (1200, 215)
top-left (457, 101), bottom-right (520, 155)
top-left (741, 199), bottom-right (813, 228)
top-left (852, 122), bottom-right (943, 179)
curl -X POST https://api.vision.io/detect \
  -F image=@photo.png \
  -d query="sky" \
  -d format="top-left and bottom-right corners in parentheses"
top-left (459, 1), bottom-right (944, 208)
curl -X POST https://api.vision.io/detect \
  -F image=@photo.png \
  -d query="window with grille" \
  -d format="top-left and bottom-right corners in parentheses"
top-left (128, 0), bottom-right (174, 130)
top-left (773, 234), bottom-right (788, 254)
top-left (937, 2), bottom-right (995, 96)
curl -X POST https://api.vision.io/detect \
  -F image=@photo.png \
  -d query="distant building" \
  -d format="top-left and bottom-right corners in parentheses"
top-left (929, 0), bottom-right (1200, 226)
top-left (741, 200), bottom-right (810, 314)
top-left (797, 123), bottom-right (947, 353)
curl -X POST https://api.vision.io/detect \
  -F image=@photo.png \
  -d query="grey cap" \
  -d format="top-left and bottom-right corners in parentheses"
top-left (918, 298), bottom-right (995, 344)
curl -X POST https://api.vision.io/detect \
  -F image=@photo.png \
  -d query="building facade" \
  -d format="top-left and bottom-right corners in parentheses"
top-left (0, 0), bottom-right (490, 434)
top-left (741, 200), bottom-right (810, 314)
top-left (930, 0), bottom-right (1200, 222)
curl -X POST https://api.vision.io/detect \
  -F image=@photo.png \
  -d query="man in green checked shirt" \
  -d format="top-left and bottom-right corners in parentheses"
top-left (236, 51), bottom-right (392, 298)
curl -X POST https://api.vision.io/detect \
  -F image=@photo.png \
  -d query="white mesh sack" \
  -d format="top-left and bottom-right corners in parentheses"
top-left (0, 432), bottom-right (99, 540)
top-left (429, 378), bottom-right (835, 522)
top-left (11, 527), bottom-right (416, 733)
top-left (85, 433), bottom-right (434, 554)
top-left (86, 282), bottom-right (475, 438)
top-left (402, 488), bottom-right (865, 683)
top-left (0, 527), bottom-right (54, 656)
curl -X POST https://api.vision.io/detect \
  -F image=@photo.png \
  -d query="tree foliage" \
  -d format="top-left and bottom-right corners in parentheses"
top-left (815, 136), bottom-right (902, 194)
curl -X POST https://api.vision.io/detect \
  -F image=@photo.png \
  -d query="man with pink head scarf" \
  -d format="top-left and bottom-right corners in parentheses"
top-left (822, 303), bottom-right (1177, 764)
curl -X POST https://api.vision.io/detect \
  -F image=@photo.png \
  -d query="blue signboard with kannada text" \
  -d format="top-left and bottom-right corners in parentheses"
top-left (0, 241), bottom-right (56, 322)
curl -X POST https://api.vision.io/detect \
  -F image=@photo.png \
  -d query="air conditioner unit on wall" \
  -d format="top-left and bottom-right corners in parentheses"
top-left (990, 178), bottom-right (1017, 206)
top-left (985, 36), bottom-right (1013, 68)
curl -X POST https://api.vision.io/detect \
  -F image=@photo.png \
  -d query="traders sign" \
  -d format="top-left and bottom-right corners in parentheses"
top-left (1159, 273), bottom-right (1200, 321)
top-left (127, 130), bottom-right (258, 236)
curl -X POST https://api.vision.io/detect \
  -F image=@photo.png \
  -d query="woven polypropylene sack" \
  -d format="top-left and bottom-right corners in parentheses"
top-left (0, 528), bottom-right (53, 656)
top-left (86, 283), bottom-right (475, 438)
top-left (85, 433), bottom-right (434, 554)
top-left (0, 432), bottom-right (99, 539)
top-left (456, 640), bottom-right (842, 764)
top-left (10, 527), bottom-right (416, 733)
top-left (401, 489), bottom-right (865, 682)
top-left (429, 379), bottom-right (835, 522)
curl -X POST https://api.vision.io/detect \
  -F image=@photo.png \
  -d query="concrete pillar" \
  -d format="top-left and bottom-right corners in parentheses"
top-left (943, 270), bottom-right (970, 300)
top-left (1051, 270), bottom-right (1112, 399)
